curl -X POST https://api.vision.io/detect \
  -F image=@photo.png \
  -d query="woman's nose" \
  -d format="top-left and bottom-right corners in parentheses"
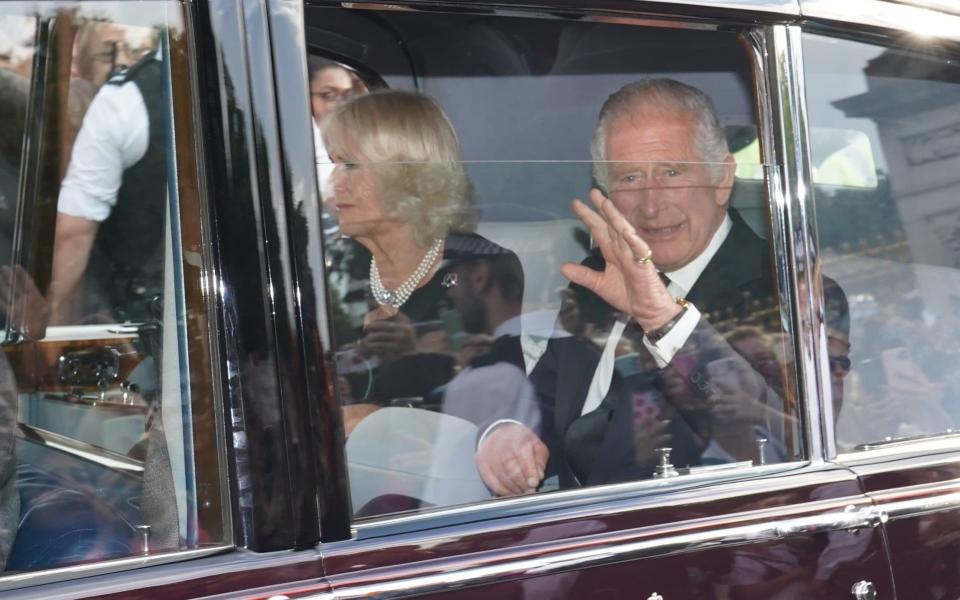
top-left (330, 168), bottom-right (346, 194)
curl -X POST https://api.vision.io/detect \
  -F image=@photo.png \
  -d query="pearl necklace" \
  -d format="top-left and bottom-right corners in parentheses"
top-left (370, 238), bottom-right (444, 309)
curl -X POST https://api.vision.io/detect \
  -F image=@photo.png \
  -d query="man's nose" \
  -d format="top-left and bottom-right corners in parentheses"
top-left (635, 184), bottom-right (663, 218)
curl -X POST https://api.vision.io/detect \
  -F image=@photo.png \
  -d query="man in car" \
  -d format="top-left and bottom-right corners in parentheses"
top-left (49, 45), bottom-right (164, 326)
top-left (477, 78), bottom-right (848, 496)
top-left (440, 242), bottom-right (535, 429)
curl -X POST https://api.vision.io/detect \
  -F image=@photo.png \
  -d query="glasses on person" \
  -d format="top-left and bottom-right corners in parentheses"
top-left (311, 88), bottom-right (356, 103)
top-left (829, 355), bottom-right (851, 376)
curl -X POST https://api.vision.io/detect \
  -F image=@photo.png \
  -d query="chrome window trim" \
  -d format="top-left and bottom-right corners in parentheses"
top-left (801, 0), bottom-right (960, 43)
top-left (183, 0), bottom-right (234, 545)
top-left (346, 460), bottom-right (836, 539)
top-left (16, 422), bottom-right (144, 474)
top-left (761, 25), bottom-right (832, 462)
top-left (880, 489), bottom-right (960, 522)
top-left (316, 496), bottom-right (880, 599)
top-left (869, 479), bottom-right (960, 521)
top-left (608, 0), bottom-right (799, 14)
top-left (744, 28), bottom-right (808, 466)
top-left (837, 436), bottom-right (960, 465)
top-left (41, 324), bottom-right (139, 342)
top-left (854, 431), bottom-right (960, 452)
top-left (313, 6), bottom-right (823, 540)
top-left (317, 0), bottom-right (799, 34)
top-left (0, 545), bottom-right (234, 591)
top-left (899, 0), bottom-right (960, 16)
top-left (340, 0), bottom-right (800, 18)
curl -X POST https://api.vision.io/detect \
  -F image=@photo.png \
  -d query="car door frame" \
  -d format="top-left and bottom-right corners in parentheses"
top-left (264, 0), bottom-right (896, 598)
top-left (796, 1), bottom-right (960, 599)
top-left (0, 0), bottom-right (331, 595)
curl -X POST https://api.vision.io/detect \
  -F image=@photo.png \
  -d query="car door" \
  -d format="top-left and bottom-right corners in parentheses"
top-left (800, 1), bottom-right (960, 598)
top-left (262, 1), bottom-right (898, 598)
top-left (0, 0), bottom-right (241, 594)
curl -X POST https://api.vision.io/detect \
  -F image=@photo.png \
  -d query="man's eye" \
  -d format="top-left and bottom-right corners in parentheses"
top-left (621, 175), bottom-right (637, 184)
top-left (664, 169), bottom-right (680, 177)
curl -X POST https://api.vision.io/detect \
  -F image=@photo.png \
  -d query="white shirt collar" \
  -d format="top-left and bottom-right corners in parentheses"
top-left (493, 314), bottom-right (524, 338)
top-left (662, 213), bottom-right (732, 295)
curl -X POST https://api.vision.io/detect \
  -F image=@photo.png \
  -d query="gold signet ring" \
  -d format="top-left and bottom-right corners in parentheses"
top-left (633, 248), bottom-right (653, 266)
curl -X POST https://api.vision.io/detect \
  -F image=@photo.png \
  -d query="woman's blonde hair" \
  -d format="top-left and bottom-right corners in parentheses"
top-left (323, 90), bottom-right (475, 245)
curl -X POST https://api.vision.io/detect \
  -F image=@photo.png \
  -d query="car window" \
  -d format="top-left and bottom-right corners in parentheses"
top-left (803, 32), bottom-right (960, 451)
top-left (0, 0), bottom-right (227, 578)
top-left (734, 126), bottom-right (878, 188)
top-left (308, 7), bottom-right (807, 520)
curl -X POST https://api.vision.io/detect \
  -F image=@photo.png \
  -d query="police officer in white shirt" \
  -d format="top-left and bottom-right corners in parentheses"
top-left (51, 49), bottom-right (165, 324)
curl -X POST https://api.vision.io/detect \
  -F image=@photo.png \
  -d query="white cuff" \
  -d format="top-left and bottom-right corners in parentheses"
top-left (642, 304), bottom-right (701, 368)
top-left (477, 418), bottom-right (522, 449)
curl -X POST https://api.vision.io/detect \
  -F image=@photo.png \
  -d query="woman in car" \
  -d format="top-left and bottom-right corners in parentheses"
top-left (322, 90), bottom-right (527, 437)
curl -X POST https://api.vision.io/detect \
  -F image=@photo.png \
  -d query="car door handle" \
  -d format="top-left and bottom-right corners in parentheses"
top-left (773, 504), bottom-right (888, 538)
top-left (851, 580), bottom-right (877, 600)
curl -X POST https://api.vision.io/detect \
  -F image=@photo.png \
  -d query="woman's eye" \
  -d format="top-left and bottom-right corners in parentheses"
top-left (333, 156), bottom-right (353, 168)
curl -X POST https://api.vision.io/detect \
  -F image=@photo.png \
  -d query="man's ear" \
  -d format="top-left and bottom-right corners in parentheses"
top-left (467, 260), bottom-right (492, 293)
top-left (715, 153), bottom-right (736, 207)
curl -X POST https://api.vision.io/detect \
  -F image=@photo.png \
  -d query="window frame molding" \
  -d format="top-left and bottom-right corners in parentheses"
top-left (301, 0), bottom-right (829, 541)
top-left (0, 0), bottom-right (235, 588)
top-left (796, 19), bottom-right (960, 461)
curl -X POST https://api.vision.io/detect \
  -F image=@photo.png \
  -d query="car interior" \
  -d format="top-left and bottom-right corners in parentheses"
top-left (306, 5), bottom-right (799, 517)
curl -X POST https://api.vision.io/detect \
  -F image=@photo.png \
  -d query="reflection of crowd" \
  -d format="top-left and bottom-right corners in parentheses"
top-left (47, 26), bottom-right (159, 327)
top-left (0, 16), bottom-right (34, 78)
top-left (0, 23), bottom-right (30, 570)
top-left (1, 13), bottom-right (168, 565)
top-left (0, 15), bottom-right (158, 326)
top-left (835, 278), bottom-right (959, 450)
top-left (67, 23), bottom-right (157, 154)
top-left (309, 56), bottom-right (368, 204)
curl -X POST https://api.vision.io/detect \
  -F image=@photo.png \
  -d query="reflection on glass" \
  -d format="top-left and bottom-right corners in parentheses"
top-left (0, 12), bottom-right (34, 574)
top-left (0, 2), bottom-right (226, 575)
top-left (325, 149), bottom-right (796, 519)
top-left (805, 34), bottom-right (960, 451)
top-left (0, 15), bottom-right (35, 79)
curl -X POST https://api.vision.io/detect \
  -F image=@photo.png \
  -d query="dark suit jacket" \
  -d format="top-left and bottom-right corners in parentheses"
top-left (530, 208), bottom-right (848, 488)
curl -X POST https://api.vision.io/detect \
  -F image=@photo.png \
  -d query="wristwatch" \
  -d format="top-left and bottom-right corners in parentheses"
top-left (645, 298), bottom-right (690, 343)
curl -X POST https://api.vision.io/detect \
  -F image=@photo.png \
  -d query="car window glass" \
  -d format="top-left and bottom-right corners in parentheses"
top-left (310, 7), bottom-right (803, 519)
top-left (734, 126), bottom-right (878, 188)
top-left (0, 0), bottom-right (227, 577)
top-left (803, 33), bottom-right (960, 451)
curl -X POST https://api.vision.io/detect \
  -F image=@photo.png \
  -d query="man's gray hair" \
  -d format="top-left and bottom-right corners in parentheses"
top-left (590, 78), bottom-right (730, 190)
